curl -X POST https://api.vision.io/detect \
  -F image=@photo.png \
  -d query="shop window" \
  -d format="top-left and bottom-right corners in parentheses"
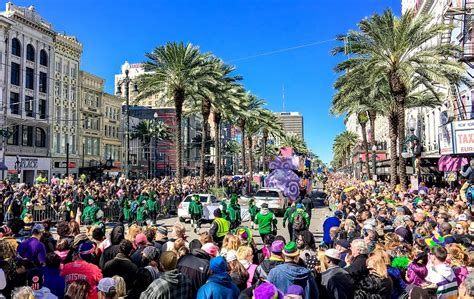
top-left (26, 44), bottom-right (35, 62)
top-left (11, 38), bottom-right (21, 57)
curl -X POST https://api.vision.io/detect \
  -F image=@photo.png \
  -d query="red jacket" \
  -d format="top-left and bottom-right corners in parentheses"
top-left (60, 260), bottom-right (102, 299)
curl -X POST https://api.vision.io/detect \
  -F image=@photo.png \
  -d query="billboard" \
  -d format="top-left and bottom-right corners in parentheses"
top-left (440, 119), bottom-right (474, 155)
top-left (438, 122), bottom-right (454, 155)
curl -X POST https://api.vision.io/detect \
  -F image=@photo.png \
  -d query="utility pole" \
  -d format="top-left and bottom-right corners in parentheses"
top-left (66, 142), bottom-right (69, 177)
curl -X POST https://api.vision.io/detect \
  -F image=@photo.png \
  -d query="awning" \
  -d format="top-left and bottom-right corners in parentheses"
top-left (438, 155), bottom-right (468, 171)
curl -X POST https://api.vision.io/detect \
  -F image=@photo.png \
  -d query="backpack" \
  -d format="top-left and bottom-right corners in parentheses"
top-left (131, 201), bottom-right (139, 213)
top-left (293, 212), bottom-right (305, 231)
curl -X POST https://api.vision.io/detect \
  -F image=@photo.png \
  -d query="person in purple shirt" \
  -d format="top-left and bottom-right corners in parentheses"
top-left (18, 223), bottom-right (47, 266)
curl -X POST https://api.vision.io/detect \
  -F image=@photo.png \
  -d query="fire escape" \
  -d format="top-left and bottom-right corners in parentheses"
top-left (443, 0), bottom-right (474, 120)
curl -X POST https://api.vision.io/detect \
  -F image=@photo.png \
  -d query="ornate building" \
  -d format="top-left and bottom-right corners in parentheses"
top-left (51, 33), bottom-right (82, 178)
top-left (102, 93), bottom-right (122, 175)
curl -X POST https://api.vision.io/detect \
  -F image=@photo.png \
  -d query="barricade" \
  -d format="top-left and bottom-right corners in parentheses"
top-left (32, 204), bottom-right (60, 223)
top-left (98, 201), bottom-right (121, 223)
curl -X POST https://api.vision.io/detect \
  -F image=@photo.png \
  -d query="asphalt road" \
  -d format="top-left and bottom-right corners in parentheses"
top-left (157, 192), bottom-right (331, 245)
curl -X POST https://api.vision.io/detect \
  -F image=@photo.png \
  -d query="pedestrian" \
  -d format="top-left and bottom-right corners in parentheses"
top-left (197, 256), bottom-right (240, 299)
top-left (226, 250), bottom-right (248, 291)
top-left (282, 202), bottom-right (296, 241)
top-left (253, 240), bottom-right (285, 284)
top-left (267, 241), bottom-right (318, 298)
top-left (296, 230), bottom-right (317, 264)
top-left (227, 194), bottom-right (241, 230)
top-left (97, 278), bottom-right (117, 299)
top-left (425, 246), bottom-right (459, 299)
top-left (255, 203), bottom-right (277, 242)
top-left (189, 194), bottom-right (203, 233)
top-left (99, 225), bottom-right (124, 269)
top-left (209, 209), bottom-right (230, 247)
top-left (27, 268), bottom-right (58, 299)
top-left (236, 246), bottom-right (257, 288)
top-left (17, 223), bottom-right (47, 267)
top-left (177, 239), bottom-right (211, 296)
top-left (103, 240), bottom-right (138, 291)
top-left (354, 253), bottom-right (393, 299)
top-left (41, 253), bottom-right (66, 299)
top-left (248, 198), bottom-right (258, 230)
top-left (459, 273), bottom-right (474, 299)
top-left (140, 251), bottom-right (193, 299)
top-left (322, 210), bottom-right (343, 246)
top-left (290, 204), bottom-right (310, 238)
top-left (320, 248), bottom-right (354, 299)
top-left (346, 239), bottom-right (369, 285)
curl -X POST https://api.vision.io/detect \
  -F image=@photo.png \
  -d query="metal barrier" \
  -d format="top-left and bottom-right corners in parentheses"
top-left (32, 205), bottom-right (60, 223)
top-left (99, 201), bottom-right (121, 223)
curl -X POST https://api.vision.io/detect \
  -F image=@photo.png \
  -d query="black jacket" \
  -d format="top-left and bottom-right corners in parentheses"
top-left (99, 244), bottom-right (120, 269)
top-left (347, 254), bottom-right (368, 285)
top-left (321, 266), bottom-right (354, 299)
top-left (103, 253), bottom-right (138, 290)
top-left (253, 258), bottom-right (284, 283)
top-left (177, 249), bottom-right (210, 296)
top-left (354, 273), bottom-right (393, 299)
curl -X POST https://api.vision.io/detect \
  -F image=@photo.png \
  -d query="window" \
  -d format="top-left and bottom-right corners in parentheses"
top-left (70, 64), bottom-right (77, 79)
top-left (25, 67), bottom-right (34, 90)
top-left (63, 84), bottom-right (68, 100)
top-left (10, 62), bottom-right (20, 85)
top-left (11, 38), bottom-right (21, 56)
top-left (7, 125), bottom-right (19, 145)
top-left (104, 125), bottom-right (108, 136)
top-left (55, 59), bottom-right (61, 74)
top-left (35, 128), bottom-right (46, 147)
top-left (40, 50), bottom-right (48, 66)
top-left (25, 96), bottom-right (34, 117)
top-left (22, 126), bottom-right (33, 146)
top-left (54, 81), bottom-right (60, 97)
top-left (39, 72), bottom-right (47, 93)
top-left (71, 87), bottom-right (76, 101)
top-left (10, 92), bottom-right (19, 115)
top-left (55, 133), bottom-right (60, 153)
top-left (39, 99), bottom-right (46, 119)
top-left (26, 44), bottom-right (35, 62)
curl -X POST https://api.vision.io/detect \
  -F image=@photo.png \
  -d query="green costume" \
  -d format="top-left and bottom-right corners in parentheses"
top-left (188, 195), bottom-right (203, 217)
top-left (122, 197), bottom-right (131, 222)
top-left (283, 205), bottom-right (296, 226)
top-left (136, 205), bottom-right (147, 223)
top-left (219, 201), bottom-right (228, 220)
top-left (81, 199), bottom-right (99, 225)
top-left (20, 206), bottom-right (32, 220)
top-left (227, 194), bottom-right (241, 229)
top-left (83, 194), bottom-right (94, 207)
top-left (255, 209), bottom-right (277, 235)
top-left (248, 199), bottom-right (258, 221)
top-left (146, 197), bottom-right (156, 214)
top-left (289, 208), bottom-right (311, 229)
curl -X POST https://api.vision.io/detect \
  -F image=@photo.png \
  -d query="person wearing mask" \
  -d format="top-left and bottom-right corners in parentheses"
top-left (17, 223), bottom-right (47, 266)
top-left (254, 203), bottom-right (277, 242)
top-left (209, 209), bottom-right (230, 247)
top-left (61, 241), bottom-right (103, 299)
top-left (140, 251), bottom-right (193, 299)
top-left (322, 210), bottom-right (343, 246)
top-left (320, 249), bottom-right (354, 299)
top-left (99, 225), bottom-right (124, 269)
top-left (346, 239), bottom-right (369, 285)
top-left (27, 268), bottom-right (58, 299)
top-left (103, 240), bottom-right (138, 291)
top-left (267, 242), bottom-right (318, 299)
top-left (253, 240), bottom-right (285, 283)
top-left (41, 253), bottom-right (66, 299)
top-left (197, 256), bottom-right (240, 299)
top-left (425, 246), bottom-right (458, 299)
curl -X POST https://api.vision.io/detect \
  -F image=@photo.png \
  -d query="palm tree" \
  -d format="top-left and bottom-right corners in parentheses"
top-left (332, 131), bottom-right (359, 170)
top-left (224, 140), bottom-right (241, 175)
top-left (131, 119), bottom-right (170, 178)
top-left (281, 134), bottom-right (309, 156)
top-left (260, 111), bottom-right (284, 173)
top-left (136, 42), bottom-right (219, 185)
top-left (333, 9), bottom-right (466, 190)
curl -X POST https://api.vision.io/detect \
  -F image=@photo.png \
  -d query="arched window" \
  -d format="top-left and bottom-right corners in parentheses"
top-left (35, 127), bottom-right (46, 147)
top-left (11, 38), bottom-right (21, 56)
top-left (26, 44), bottom-right (35, 61)
top-left (40, 49), bottom-right (48, 67)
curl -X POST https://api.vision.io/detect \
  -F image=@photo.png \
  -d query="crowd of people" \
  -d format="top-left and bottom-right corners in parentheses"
top-left (0, 171), bottom-right (474, 298)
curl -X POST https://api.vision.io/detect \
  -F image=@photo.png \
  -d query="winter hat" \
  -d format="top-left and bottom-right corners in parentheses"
top-left (160, 251), bottom-right (178, 271)
top-left (210, 256), bottom-right (228, 274)
top-left (142, 246), bottom-right (160, 261)
top-left (226, 250), bottom-right (237, 263)
top-left (296, 203), bottom-right (304, 209)
top-left (282, 242), bottom-right (300, 257)
top-left (97, 278), bottom-right (116, 293)
top-left (73, 233), bottom-right (89, 248)
top-left (0, 225), bottom-right (12, 237)
top-left (325, 249), bottom-right (341, 260)
top-left (271, 240), bottom-right (284, 254)
top-left (253, 282), bottom-right (283, 299)
top-left (202, 243), bottom-right (219, 257)
top-left (135, 233), bottom-right (148, 245)
top-left (27, 268), bottom-right (44, 290)
top-left (286, 285), bottom-right (304, 297)
top-left (79, 241), bottom-right (96, 261)
top-left (156, 226), bottom-right (168, 236)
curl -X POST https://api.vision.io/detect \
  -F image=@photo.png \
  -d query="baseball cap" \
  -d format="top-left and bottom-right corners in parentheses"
top-left (226, 250), bottom-right (237, 263)
top-left (32, 223), bottom-right (45, 233)
top-left (325, 248), bottom-right (341, 260)
top-left (97, 278), bottom-right (116, 293)
top-left (335, 239), bottom-right (350, 250)
top-left (135, 233), bottom-right (147, 245)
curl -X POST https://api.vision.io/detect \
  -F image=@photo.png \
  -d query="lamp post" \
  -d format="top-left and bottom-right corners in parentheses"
top-left (371, 144), bottom-right (377, 180)
top-left (403, 116), bottom-right (421, 178)
top-left (116, 69), bottom-right (138, 179)
top-left (14, 155), bottom-right (21, 183)
top-left (153, 112), bottom-right (159, 179)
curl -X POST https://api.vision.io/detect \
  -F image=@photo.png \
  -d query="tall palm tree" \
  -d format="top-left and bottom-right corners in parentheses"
top-left (332, 131), bottom-right (359, 170)
top-left (224, 140), bottom-right (241, 175)
top-left (131, 119), bottom-right (171, 178)
top-left (281, 134), bottom-right (309, 156)
top-left (136, 42), bottom-right (219, 185)
top-left (333, 9), bottom-right (466, 190)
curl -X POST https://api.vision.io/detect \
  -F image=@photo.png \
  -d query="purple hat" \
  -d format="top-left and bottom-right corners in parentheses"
top-left (287, 285), bottom-right (304, 297)
top-left (253, 282), bottom-right (283, 299)
top-left (271, 240), bottom-right (284, 254)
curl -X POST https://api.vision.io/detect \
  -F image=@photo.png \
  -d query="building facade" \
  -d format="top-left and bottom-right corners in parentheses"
top-left (274, 112), bottom-right (304, 140)
top-left (78, 71), bottom-right (104, 171)
top-left (50, 33), bottom-right (82, 178)
top-left (102, 93), bottom-right (122, 175)
top-left (0, 3), bottom-right (53, 184)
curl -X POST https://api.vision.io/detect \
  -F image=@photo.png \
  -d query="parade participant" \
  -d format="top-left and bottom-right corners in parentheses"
top-left (219, 200), bottom-right (229, 220)
top-left (282, 202), bottom-right (296, 241)
top-left (189, 195), bottom-right (203, 233)
top-left (209, 209), bottom-right (230, 247)
top-left (146, 194), bottom-right (157, 224)
top-left (248, 198), bottom-right (258, 229)
top-left (290, 203), bottom-right (310, 237)
top-left (81, 198), bottom-right (99, 226)
top-left (254, 203), bottom-right (277, 242)
top-left (121, 193), bottom-right (131, 223)
top-left (136, 200), bottom-right (147, 226)
top-left (227, 194), bottom-right (241, 230)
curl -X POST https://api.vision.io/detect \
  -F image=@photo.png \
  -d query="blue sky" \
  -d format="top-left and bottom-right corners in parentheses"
top-left (12, 0), bottom-right (401, 163)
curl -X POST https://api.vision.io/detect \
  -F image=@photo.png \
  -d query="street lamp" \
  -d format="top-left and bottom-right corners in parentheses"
top-left (14, 155), bottom-right (21, 183)
top-left (153, 112), bottom-right (159, 179)
top-left (402, 115), bottom-right (421, 177)
top-left (371, 144), bottom-right (377, 180)
top-left (116, 69), bottom-right (138, 179)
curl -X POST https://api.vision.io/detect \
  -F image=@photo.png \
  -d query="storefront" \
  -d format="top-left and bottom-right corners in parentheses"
top-left (51, 158), bottom-right (79, 179)
top-left (5, 156), bottom-right (51, 184)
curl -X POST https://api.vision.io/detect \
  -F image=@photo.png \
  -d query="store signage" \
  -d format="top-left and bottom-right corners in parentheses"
top-left (439, 123), bottom-right (454, 155)
top-left (440, 119), bottom-right (474, 155)
top-left (20, 158), bottom-right (38, 169)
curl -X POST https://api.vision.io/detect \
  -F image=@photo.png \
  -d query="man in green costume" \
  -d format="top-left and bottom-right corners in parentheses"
top-left (290, 203), bottom-right (311, 239)
top-left (219, 200), bottom-right (228, 220)
top-left (121, 193), bottom-right (131, 223)
top-left (255, 203), bottom-right (277, 241)
top-left (146, 194), bottom-right (157, 224)
top-left (136, 200), bottom-right (148, 225)
top-left (227, 194), bottom-right (241, 230)
top-left (248, 198), bottom-right (258, 230)
top-left (282, 202), bottom-right (297, 241)
top-left (81, 198), bottom-right (99, 226)
top-left (188, 194), bottom-right (203, 233)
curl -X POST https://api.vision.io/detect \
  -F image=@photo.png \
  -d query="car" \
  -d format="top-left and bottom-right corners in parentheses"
top-left (253, 188), bottom-right (288, 216)
top-left (177, 194), bottom-right (221, 222)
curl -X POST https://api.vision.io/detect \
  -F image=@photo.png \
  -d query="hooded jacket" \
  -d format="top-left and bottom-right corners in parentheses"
top-left (139, 270), bottom-right (193, 299)
top-left (267, 262), bottom-right (318, 299)
top-left (33, 287), bottom-right (58, 299)
top-left (99, 225), bottom-right (124, 269)
top-left (197, 257), bottom-right (239, 299)
top-left (177, 249), bottom-right (210, 296)
top-left (406, 262), bottom-right (428, 286)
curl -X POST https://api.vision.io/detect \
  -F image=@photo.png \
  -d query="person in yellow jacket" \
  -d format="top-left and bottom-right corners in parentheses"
top-left (209, 208), bottom-right (229, 247)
